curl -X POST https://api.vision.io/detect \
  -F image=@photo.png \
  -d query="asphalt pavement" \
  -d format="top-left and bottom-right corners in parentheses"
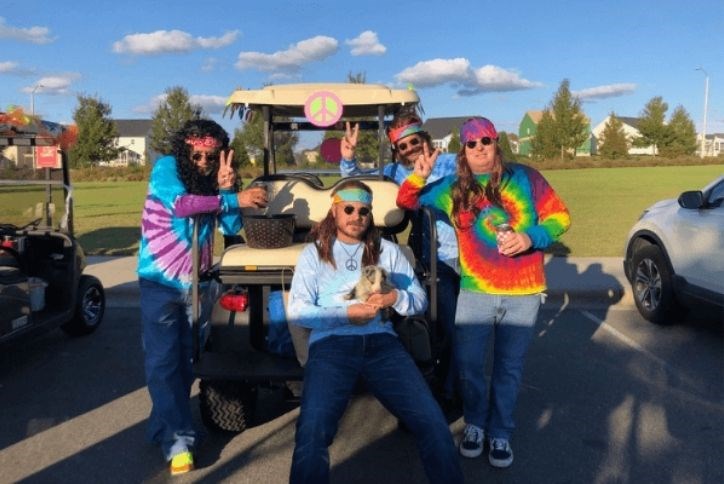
top-left (85, 254), bottom-right (633, 309)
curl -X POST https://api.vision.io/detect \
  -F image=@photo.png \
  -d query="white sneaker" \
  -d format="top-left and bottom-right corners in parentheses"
top-left (459, 424), bottom-right (485, 458)
top-left (488, 438), bottom-right (513, 468)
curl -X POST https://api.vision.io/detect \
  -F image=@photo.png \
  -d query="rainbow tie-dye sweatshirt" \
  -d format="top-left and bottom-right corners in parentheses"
top-left (397, 163), bottom-right (571, 295)
top-left (137, 156), bottom-right (241, 291)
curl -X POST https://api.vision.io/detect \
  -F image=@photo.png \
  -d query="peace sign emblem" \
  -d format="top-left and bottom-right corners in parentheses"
top-left (304, 91), bottom-right (344, 127)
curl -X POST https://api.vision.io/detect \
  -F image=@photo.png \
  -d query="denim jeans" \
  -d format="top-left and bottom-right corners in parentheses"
top-left (455, 290), bottom-right (541, 440)
top-left (290, 333), bottom-right (463, 484)
top-left (437, 261), bottom-right (460, 399)
top-left (140, 278), bottom-right (202, 460)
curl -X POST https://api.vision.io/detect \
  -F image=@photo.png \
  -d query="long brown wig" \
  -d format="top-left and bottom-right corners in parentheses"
top-left (310, 180), bottom-right (381, 269)
top-left (451, 144), bottom-right (506, 229)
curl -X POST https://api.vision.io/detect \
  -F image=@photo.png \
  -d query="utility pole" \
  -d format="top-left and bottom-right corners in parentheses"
top-left (696, 67), bottom-right (709, 158)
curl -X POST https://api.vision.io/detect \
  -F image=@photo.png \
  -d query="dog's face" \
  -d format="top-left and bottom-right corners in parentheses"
top-left (361, 265), bottom-right (389, 293)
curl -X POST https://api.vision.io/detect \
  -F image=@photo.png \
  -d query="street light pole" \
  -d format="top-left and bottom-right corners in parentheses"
top-left (30, 84), bottom-right (43, 115)
top-left (696, 67), bottom-right (709, 158)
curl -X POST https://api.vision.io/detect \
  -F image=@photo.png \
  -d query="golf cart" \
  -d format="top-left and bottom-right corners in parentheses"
top-left (0, 121), bottom-right (105, 345)
top-left (192, 83), bottom-right (442, 432)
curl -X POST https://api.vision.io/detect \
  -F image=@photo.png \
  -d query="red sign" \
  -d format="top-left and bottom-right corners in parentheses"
top-left (35, 145), bottom-right (60, 169)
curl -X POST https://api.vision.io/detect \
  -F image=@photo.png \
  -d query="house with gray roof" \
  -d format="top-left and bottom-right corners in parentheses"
top-left (109, 119), bottom-right (156, 166)
top-left (422, 116), bottom-right (472, 152)
top-left (591, 115), bottom-right (656, 155)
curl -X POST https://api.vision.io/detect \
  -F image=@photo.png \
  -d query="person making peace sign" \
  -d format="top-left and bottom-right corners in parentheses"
top-left (137, 119), bottom-right (267, 476)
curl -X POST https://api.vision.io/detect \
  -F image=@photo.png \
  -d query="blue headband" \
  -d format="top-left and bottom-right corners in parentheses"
top-left (332, 188), bottom-right (373, 205)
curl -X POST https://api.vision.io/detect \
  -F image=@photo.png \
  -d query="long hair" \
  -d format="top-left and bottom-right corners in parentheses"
top-left (451, 144), bottom-right (506, 229)
top-left (171, 119), bottom-right (235, 195)
top-left (387, 109), bottom-right (432, 165)
top-left (310, 180), bottom-right (381, 269)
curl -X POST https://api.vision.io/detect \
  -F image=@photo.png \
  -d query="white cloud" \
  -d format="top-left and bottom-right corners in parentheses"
top-left (0, 60), bottom-right (34, 76)
top-left (573, 83), bottom-right (637, 100)
top-left (0, 17), bottom-right (54, 44)
top-left (113, 29), bottom-right (239, 55)
top-left (0, 61), bottom-right (18, 73)
top-left (235, 35), bottom-right (338, 72)
top-left (395, 58), bottom-right (541, 95)
top-left (133, 93), bottom-right (227, 114)
top-left (21, 74), bottom-right (80, 95)
top-left (189, 94), bottom-right (227, 114)
top-left (345, 31), bottom-right (386, 56)
top-left (395, 58), bottom-right (471, 87)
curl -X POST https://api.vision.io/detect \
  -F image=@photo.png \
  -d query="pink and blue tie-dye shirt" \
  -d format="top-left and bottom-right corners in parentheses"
top-left (137, 155), bottom-right (241, 290)
top-left (397, 163), bottom-right (571, 295)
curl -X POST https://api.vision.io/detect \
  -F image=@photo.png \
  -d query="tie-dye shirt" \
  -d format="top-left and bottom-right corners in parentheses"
top-left (137, 155), bottom-right (241, 291)
top-left (340, 153), bottom-right (459, 267)
top-left (397, 163), bottom-right (571, 295)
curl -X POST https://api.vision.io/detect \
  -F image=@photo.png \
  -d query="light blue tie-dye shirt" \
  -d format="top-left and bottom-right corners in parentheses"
top-left (340, 154), bottom-right (459, 269)
top-left (287, 238), bottom-right (428, 346)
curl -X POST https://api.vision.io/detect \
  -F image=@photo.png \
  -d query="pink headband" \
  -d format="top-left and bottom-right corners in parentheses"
top-left (388, 122), bottom-right (424, 144)
top-left (185, 136), bottom-right (221, 149)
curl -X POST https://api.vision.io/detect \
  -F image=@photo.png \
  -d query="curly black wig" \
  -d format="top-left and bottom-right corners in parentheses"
top-left (171, 119), bottom-right (238, 195)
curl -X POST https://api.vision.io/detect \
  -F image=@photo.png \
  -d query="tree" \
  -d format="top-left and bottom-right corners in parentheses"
top-left (69, 95), bottom-right (119, 167)
top-left (598, 112), bottom-right (629, 159)
top-left (229, 130), bottom-right (252, 168)
top-left (497, 132), bottom-right (516, 161)
top-left (662, 105), bottom-right (697, 157)
top-left (550, 79), bottom-right (589, 159)
top-left (530, 110), bottom-right (558, 160)
top-left (231, 109), bottom-right (298, 166)
top-left (447, 130), bottom-right (461, 153)
top-left (636, 96), bottom-right (668, 156)
top-left (150, 86), bottom-right (201, 155)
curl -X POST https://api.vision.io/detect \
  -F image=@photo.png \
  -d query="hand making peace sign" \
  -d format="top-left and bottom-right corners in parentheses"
top-left (217, 149), bottom-right (236, 190)
top-left (412, 142), bottom-right (440, 180)
top-left (340, 121), bottom-right (359, 160)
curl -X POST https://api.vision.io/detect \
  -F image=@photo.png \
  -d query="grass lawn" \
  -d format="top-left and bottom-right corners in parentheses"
top-left (68, 165), bottom-right (723, 257)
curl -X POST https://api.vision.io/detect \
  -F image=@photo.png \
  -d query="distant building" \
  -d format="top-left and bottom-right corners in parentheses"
top-left (0, 117), bottom-right (64, 169)
top-left (518, 110), bottom-right (592, 157)
top-left (302, 149), bottom-right (320, 164)
top-left (422, 116), bottom-right (472, 152)
top-left (591, 116), bottom-right (656, 155)
top-left (696, 133), bottom-right (724, 157)
top-left (110, 119), bottom-right (156, 166)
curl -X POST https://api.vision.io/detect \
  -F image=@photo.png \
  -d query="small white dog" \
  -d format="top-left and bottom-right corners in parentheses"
top-left (344, 265), bottom-right (396, 320)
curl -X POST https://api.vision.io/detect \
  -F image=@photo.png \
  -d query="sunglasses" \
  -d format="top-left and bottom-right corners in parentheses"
top-left (343, 205), bottom-right (371, 217)
top-left (191, 152), bottom-right (219, 163)
top-left (396, 136), bottom-right (422, 152)
top-left (465, 137), bottom-right (495, 149)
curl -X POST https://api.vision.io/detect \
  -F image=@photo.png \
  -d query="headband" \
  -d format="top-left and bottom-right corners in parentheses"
top-left (332, 188), bottom-right (373, 205)
top-left (460, 117), bottom-right (498, 143)
top-left (388, 122), bottom-right (424, 144)
top-left (185, 136), bottom-right (221, 149)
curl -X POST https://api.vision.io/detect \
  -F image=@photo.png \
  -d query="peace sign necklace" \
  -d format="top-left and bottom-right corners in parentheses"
top-left (340, 242), bottom-right (362, 271)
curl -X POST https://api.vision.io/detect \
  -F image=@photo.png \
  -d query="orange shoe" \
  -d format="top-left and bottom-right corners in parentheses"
top-left (170, 451), bottom-right (194, 476)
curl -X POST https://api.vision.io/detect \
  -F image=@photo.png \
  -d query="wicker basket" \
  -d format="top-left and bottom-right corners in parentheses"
top-left (244, 214), bottom-right (295, 249)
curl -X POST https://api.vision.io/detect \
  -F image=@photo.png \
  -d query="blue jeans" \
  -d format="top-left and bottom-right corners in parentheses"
top-left (290, 334), bottom-right (463, 484)
top-left (140, 278), bottom-right (202, 460)
top-left (455, 291), bottom-right (541, 440)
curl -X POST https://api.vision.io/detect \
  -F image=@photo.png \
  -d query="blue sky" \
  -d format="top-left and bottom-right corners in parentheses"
top-left (1, 0), bottom-right (722, 149)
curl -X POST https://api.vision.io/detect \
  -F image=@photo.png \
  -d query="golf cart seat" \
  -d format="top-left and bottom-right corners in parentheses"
top-left (219, 175), bottom-right (411, 271)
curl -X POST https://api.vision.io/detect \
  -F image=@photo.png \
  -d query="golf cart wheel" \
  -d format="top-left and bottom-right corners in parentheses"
top-left (61, 275), bottom-right (105, 336)
top-left (200, 380), bottom-right (257, 433)
top-left (631, 244), bottom-right (678, 324)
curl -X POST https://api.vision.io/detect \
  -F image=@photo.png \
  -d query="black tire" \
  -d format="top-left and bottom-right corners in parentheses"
top-left (61, 275), bottom-right (105, 336)
top-left (199, 380), bottom-right (257, 433)
top-left (631, 244), bottom-right (679, 324)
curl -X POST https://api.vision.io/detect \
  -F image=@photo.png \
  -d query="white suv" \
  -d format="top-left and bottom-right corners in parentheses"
top-left (623, 175), bottom-right (724, 324)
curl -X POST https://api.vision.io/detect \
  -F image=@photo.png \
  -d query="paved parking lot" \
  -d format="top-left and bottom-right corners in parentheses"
top-left (1, 301), bottom-right (722, 483)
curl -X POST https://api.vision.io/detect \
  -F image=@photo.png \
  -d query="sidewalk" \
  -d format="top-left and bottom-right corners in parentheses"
top-left (86, 255), bottom-right (632, 309)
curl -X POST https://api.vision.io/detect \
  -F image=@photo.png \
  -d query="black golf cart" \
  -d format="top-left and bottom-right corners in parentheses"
top-left (191, 84), bottom-right (442, 432)
top-left (0, 123), bottom-right (105, 345)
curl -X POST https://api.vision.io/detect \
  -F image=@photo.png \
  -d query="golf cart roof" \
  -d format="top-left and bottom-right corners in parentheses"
top-left (224, 83), bottom-right (419, 119)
